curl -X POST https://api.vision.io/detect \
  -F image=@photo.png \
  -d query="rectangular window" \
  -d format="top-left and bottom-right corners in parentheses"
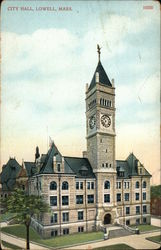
top-left (78, 226), bottom-right (84, 233)
top-left (126, 207), bottom-right (130, 215)
top-left (62, 196), bottom-right (69, 206)
top-left (76, 182), bottom-right (79, 189)
top-left (91, 182), bottom-right (94, 189)
top-left (76, 182), bottom-right (83, 190)
top-left (117, 193), bottom-right (121, 202)
top-left (143, 205), bottom-right (147, 214)
top-left (135, 193), bottom-right (140, 201)
top-left (80, 182), bottom-right (83, 189)
top-left (124, 181), bottom-right (130, 189)
top-left (143, 217), bottom-right (147, 224)
top-left (136, 206), bottom-right (140, 214)
top-left (78, 211), bottom-right (83, 220)
top-left (87, 195), bottom-right (94, 204)
top-left (63, 228), bottom-right (69, 235)
top-left (51, 230), bottom-right (58, 237)
top-left (143, 192), bottom-right (146, 201)
top-left (104, 194), bottom-right (110, 203)
top-left (116, 182), bottom-right (121, 189)
top-left (57, 163), bottom-right (60, 172)
top-left (51, 213), bottom-right (57, 223)
top-left (63, 212), bottom-right (69, 222)
top-left (76, 195), bottom-right (83, 204)
top-left (124, 193), bottom-right (129, 201)
top-left (50, 196), bottom-right (57, 206)
top-left (87, 182), bottom-right (90, 189)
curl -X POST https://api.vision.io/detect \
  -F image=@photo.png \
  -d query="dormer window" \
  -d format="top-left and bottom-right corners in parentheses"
top-left (79, 166), bottom-right (88, 176)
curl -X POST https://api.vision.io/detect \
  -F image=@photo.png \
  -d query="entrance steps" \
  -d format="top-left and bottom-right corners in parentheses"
top-left (105, 225), bottom-right (133, 239)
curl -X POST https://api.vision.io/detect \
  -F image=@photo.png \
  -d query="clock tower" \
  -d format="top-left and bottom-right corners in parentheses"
top-left (86, 45), bottom-right (116, 173)
top-left (86, 45), bottom-right (117, 227)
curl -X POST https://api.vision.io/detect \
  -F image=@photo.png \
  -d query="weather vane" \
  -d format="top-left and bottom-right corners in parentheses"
top-left (97, 44), bottom-right (101, 61)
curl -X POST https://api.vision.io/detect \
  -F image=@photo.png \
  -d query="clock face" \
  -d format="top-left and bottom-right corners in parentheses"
top-left (89, 115), bottom-right (96, 129)
top-left (101, 115), bottom-right (111, 128)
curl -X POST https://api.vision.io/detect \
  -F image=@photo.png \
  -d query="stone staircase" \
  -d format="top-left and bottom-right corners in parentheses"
top-left (105, 225), bottom-right (134, 239)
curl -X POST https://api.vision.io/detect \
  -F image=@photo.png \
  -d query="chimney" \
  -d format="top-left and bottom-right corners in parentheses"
top-left (35, 146), bottom-right (40, 162)
top-left (82, 151), bottom-right (87, 158)
top-left (111, 78), bottom-right (115, 87)
top-left (86, 83), bottom-right (89, 92)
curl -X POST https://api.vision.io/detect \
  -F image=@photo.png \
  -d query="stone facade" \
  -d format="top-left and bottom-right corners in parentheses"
top-left (28, 55), bottom-right (151, 238)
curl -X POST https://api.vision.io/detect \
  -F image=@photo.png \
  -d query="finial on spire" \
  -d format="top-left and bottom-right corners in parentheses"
top-left (97, 44), bottom-right (101, 61)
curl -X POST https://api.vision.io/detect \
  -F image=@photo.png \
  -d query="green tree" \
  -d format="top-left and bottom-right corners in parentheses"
top-left (3, 188), bottom-right (49, 250)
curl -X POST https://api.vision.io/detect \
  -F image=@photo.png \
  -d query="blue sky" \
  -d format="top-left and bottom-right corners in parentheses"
top-left (1, 0), bottom-right (160, 183)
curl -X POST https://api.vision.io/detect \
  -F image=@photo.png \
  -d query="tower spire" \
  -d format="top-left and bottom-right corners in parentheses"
top-left (97, 44), bottom-right (101, 62)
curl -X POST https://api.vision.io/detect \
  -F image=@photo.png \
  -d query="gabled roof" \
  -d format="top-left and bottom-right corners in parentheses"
top-left (0, 158), bottom-right (21, 191)
top-left (37, 141), bottom-right (95, 178)
top-left (116, 153), bottom-right (151, 178)
top-left (24, 162), bottom-right (36, 177)
top-left (64, 156), bottom-right (95, 178)
top-left (89, 61), bottom-right (112, 90)
top-left (39, 142), bottom-right (60, 174)
top-left (17, 166), bottom-right (27, 178)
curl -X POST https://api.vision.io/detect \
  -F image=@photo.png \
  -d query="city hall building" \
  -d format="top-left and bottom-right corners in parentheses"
top-left (28, 47), bottom-right (151, 238)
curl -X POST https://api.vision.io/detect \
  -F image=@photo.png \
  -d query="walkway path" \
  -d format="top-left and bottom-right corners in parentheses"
top-left (1, 232), bottom-right (50, 250)
top-left (65, 231), bottom-right (160, 250)
top-left (151, 216), bottom-right (161, 227)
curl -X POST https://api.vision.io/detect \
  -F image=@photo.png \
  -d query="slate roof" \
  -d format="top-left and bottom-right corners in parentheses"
top-left (0, 158), bottom-right (21, 191)
top-left (64, 157), bottom-right (95, 178)
top-left (39, 142), bottom-right (60, 174)
top-left (24, 162), bottom-right (37, 177)
top-left (89, 61), bottom-right (112, 90)
top-left (38, 142), bottom-right (95, 178)
top-left (116, 153), bottom-right (151, 178)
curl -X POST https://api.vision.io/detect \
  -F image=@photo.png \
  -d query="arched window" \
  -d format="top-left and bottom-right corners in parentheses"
top-left (142, 181), bottom-right (146, 188)
top-left (62, 181), bottom-right (69, 190)
top-left (100, 98), bottom-right (102, 105)
top-left (104, 181), bottom-right (110, 189)
top-left (135, 181), bottom-right (139, 188)
top-left (50, 181), bottom-right (57, 190)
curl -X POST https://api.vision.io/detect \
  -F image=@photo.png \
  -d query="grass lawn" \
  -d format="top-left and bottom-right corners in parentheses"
top-left (146, 235), bottom-right (161, 244)
top-left (0, 212), bottom-right (16, 222)
top-left (1, 224), bottom-right (104, 248)
top-left (2, 241), bottom-right (21, 250)
top-left (130, 224), bottom-right (160, 232)
top-left (94, 244), bottom-right (134, 250)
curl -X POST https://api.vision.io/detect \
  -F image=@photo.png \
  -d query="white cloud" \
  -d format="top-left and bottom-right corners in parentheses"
top-left (1, 12), bottom-right (160, 182)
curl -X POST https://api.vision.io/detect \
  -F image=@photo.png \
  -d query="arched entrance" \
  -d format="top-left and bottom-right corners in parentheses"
top-left (104, 213), bottom-right (111, 224)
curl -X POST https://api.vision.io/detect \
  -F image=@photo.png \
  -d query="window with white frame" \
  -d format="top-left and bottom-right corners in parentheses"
top-left (116, 182), bottom-right (121, 189)
top-left (76, 181), bottom-right (83, 190)
top-left (51, 213), bottom-right (57, 224)
top-left (143, 192), bottom-right (146, 200)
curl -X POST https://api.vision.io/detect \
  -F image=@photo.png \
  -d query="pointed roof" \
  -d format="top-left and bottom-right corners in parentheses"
top-left (17, 166), bottom-right (27, 178)
top-left (0, 158), bottom-right (21, 191)
top-left (89, 61), bottom-right (112, 90)
top-left (116, 153), bottom-right (151, 178)
top-left (39, 142), bottom-right (60, 174)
